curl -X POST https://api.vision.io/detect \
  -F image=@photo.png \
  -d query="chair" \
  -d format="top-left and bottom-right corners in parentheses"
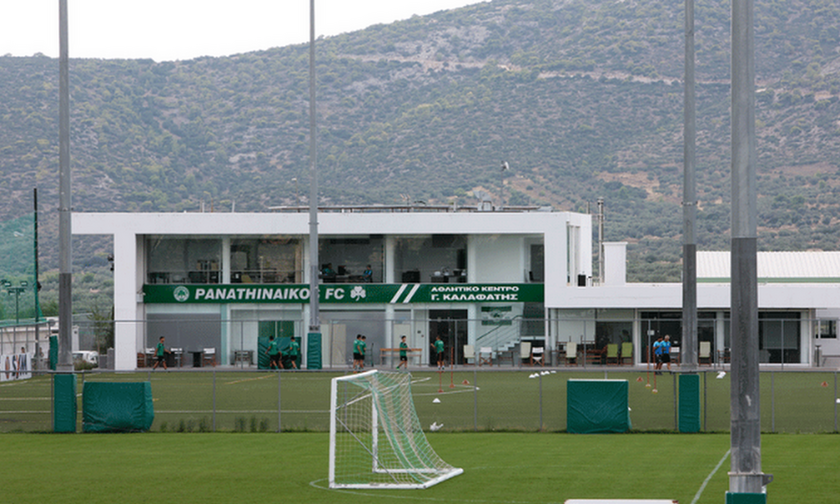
top-left (478, 347), bottom-right (493, 366)
top-left (564, 342), bottom-right (578, 366)
top-left (605, 343), bottom-right (620, 365)
top-left (202, 348), bottom-right (216, 367)
top-left (699, 341), bottom-right (712, 365)
top-left (520, 341), bottom-right (532, 366)
top-left (530, 346), bottom-right (545, 366)
top-left (463, 345), bottom-right (475, 365)
top-left (620, 342), bottom-right (633, 365)
top-left (144, 348), bottom-right (155, 367)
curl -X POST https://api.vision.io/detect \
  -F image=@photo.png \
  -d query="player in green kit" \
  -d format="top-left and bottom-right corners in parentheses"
top-left (288, 336), bottom-right (300, 370)
top-left (397, 335), bottom-right (408, 370)
top-left (432, 335), bottom-right (445, 371)
top-left (266, 335), bottom-right (282, 370)
top-left (353, 334), bottom-right (363, 372)
top-left (359, 335), bottom-right (367, 370)
top-left (152, 336), bottom-right (169, 370)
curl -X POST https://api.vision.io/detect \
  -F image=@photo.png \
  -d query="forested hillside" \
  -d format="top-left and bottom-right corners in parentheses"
top-left (2, 0), bottom-right (840, 313)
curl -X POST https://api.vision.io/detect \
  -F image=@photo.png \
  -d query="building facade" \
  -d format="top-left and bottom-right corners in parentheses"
top-left (74, 209), bottom-right (840, 371)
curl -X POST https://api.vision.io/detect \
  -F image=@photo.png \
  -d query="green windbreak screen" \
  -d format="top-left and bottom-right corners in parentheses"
top-left (0, 212), bottom-right (40, 324)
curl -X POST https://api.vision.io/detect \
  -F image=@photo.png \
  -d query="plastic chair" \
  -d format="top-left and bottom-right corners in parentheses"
top-left (463, 345), bottom-right (475, 365)
top-left (606, 344), bottom-right (619, 365)
top-left (564, 342), bottom-right (578, 366)
top-left (530, 346), bottom-right (545, 367)
top-left (520, 341), bottom-right (532, 366)
top-left (202, 348), bottom-right (216, 367)
top-left (478, 347), bottom-right (493, 366)
top-left (620, 342), bottom-right (633, 365)
top-left (699, 341), bottom-right (712, 365)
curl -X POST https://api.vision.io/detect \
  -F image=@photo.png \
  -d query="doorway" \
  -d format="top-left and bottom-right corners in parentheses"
top-left (428, 309), bottom-right (468, 366)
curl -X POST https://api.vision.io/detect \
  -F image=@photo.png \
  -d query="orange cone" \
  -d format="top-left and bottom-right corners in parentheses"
top-left (636, 376), bottom-right (644, 382)
top-left (462, 379), bottom-right (470, 385)
top-left (821, 381), bottom-right (828, 388)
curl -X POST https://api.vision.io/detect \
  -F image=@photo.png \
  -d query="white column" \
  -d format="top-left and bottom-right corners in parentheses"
top-left (114, 231), bottom-right (140, 371)
top-left (385, 235), bottom-right (396, 283)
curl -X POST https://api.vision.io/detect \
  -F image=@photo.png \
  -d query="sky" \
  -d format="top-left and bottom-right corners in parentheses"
top-left (0, 0), bottom-right (483, 62)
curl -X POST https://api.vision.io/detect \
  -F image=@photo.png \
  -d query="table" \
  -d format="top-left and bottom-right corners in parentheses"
top-left (379, 348), bottom-right (422, 366)
top-left (234, 350), bottom-right (254, 366)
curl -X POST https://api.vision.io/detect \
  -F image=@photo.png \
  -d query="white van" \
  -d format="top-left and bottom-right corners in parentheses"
top-left (72, 351), bottom-right (99, 366)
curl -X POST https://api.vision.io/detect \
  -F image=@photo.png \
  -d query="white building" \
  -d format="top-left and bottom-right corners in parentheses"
top-left (73, 209), bottom-right (840, 371)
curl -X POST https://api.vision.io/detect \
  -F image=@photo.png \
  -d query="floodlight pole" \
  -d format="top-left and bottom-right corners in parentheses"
top-left (681, 0), bottom-right (697, 371)
top-left (729, 0), bottom-right (769, 499)
top-left (307, 0), bottom-right (320, 335)
top-left (58, 0), bottom-right (73, 372)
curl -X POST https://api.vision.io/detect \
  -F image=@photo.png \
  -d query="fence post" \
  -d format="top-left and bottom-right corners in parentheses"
top-left (703, 370), bottom-right (707, 431)
top-left (771, 371), bottom-right (775, 433)
top-left (539, 372), bottom-right (545, 432)
top-left (834, 371), bottom-right (837, 433)
top-left (278, 369), bottom-right (282, 433)
top-left (473, 367), bottom-right (478, 432)
top-left (673, 372), bottom-right (677, 431)
top-left (212, 369), bottom-right (217, 432)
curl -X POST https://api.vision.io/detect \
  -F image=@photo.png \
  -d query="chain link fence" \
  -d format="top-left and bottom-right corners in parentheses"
top-left (1, 368), bottom-right (837, 434)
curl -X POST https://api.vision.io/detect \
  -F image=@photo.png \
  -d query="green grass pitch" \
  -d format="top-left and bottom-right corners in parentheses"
top-left (1, 368), bottom-right (838, 433)
top-left (3, 432), bottom-right (839, 504)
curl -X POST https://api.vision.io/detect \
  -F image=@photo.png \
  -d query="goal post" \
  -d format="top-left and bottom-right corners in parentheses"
top-left (328, 370), bottom-right (463, 489)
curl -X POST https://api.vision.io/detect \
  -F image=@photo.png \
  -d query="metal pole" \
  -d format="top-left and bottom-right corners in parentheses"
top-left (834, 371), bottom-right (837, 432)
top-left (673, 372), bottom-right (678, 431)
top-left (277, 369), bottom-right (283, 432)
top-left (307, 0), bottom-right (320, 335)
top-left (703, 371), bottom-right (709, 431)
top-left (539, 372), bottom-right (545, 432)
top-left (730, 0), bottom-right (765, 494)
top-left (473, 367), bottom-right (478, 431)
top-left (597, 198), bottom-right (604, 285)
top-left (212, 369), bottom-right (217, 432)
top-left (770, 371), bottom-right (774, 433)
top-left (681, 0), bottom-right (698, 371)
top-left (57, 0), bottom-right (73, 372)
top-left (34, 188), bottom-right (41, 368)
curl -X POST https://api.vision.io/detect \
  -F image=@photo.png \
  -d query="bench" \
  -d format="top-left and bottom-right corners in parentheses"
top-left (379, 348), bottom-right (422, 366)
top-left (821, 354), bottom-right (840, 367)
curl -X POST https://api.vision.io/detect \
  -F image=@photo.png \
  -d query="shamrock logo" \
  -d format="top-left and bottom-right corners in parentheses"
top-left (350, 286), bottom-right (367, 301)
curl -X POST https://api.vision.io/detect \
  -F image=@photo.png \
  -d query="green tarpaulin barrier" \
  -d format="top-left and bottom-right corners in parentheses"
top-left (49, 335), bottom-right (58, 371)
top-left (679, 373), bottom-right (701, 433)
top-left (567, 379), bottom-right (631, 434)
top-left (306, 332), bottom-right (322, 370)
top-left (53, 373), bottom-right (77, 433)
top-left (82, 382), bottom-right (154, 432)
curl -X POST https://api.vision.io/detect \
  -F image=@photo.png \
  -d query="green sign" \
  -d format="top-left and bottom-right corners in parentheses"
top-left (143, 283), bottom-right (543, 305)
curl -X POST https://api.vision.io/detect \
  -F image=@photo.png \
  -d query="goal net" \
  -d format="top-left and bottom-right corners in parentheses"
top-left (329, 370), bottom-right (463, 489)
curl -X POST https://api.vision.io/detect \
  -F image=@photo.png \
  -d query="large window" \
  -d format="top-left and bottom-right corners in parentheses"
top-left (394, 235), bottom-right (467, 284)
top-left (319, 236), bottom-right (384, 283)
top-left (230, 237), bottom-right (300, 284)
top-left (147, 237), bottom-right (221, 284)
top-left (759, 312), bottom-right (800, 363)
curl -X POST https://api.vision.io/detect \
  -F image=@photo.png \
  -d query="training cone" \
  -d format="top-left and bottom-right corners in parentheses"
top-left (821, 381), bottom-right (828, 388)
top-left (432, 398), bottom-right (441, 404)
top-left (636, 376), bottom-right (644, 382)
top-left (462, 379), bottom-right (470, 385)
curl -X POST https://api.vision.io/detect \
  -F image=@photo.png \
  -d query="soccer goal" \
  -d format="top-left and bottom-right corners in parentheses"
top-left (328, 370), bottom-right (463, 489)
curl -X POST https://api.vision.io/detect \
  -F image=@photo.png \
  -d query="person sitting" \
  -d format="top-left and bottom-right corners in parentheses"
top-left (363, 265), bottom-right (373, 283)
top-left (321, 263), bottom-right (336, 282)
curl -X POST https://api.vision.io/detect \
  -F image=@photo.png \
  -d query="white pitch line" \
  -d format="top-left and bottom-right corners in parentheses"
top-left (690, 448), bottom-right (730, 504)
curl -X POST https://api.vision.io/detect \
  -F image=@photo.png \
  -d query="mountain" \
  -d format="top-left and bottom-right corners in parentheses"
top-left (2, 0), bottom-right (840, 313)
